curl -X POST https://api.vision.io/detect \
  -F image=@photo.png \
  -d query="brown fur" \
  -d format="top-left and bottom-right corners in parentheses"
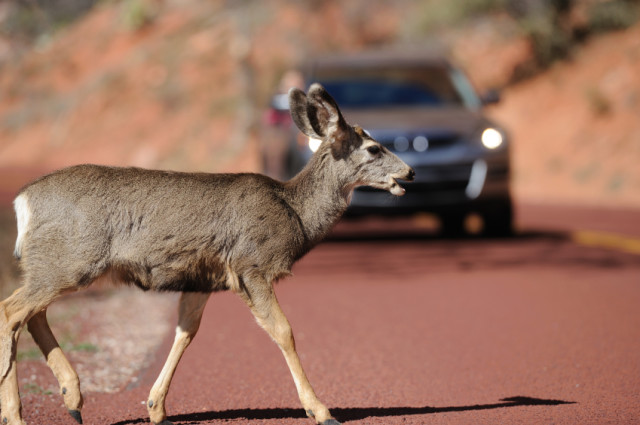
top-left (0, 84), bottom-right (413, 425)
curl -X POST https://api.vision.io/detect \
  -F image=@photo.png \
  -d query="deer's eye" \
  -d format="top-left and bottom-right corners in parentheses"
top-left (366, 145), bottom-right (381, 155)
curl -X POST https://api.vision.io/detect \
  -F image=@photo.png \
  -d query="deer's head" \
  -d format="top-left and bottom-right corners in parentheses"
top-left (289, 83), bottom-right (414, 196)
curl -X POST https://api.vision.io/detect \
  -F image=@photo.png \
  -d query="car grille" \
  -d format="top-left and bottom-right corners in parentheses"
top-left (377, 132), bottom-right (459, 152)
top-left (413, 163), bottom-right (472, 181)
top-left (357, 163), bottom-right (473, 193)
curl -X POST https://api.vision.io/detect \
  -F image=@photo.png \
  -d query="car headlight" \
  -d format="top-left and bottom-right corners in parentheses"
top-left (481, 128), bottom-right (503, 149)
top-left (308, 137), bottom-right (322, 152)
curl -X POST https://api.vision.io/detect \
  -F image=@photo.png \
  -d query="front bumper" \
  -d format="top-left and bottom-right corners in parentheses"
top-left (346, 156), bottom-right (510, 216)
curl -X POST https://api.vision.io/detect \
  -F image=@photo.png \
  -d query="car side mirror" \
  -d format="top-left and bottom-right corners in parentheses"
top-left (481, 89), bottom-right (501, 106)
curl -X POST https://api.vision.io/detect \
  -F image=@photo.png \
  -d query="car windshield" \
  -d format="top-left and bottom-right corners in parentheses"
top-left (313, 65), bottom-right (480, 109)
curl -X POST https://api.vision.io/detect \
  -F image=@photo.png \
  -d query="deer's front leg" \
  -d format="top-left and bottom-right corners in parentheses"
top-left (239, 284), bottom-right (340, 425)
top-left (147, 292), bottom-right (210, 425)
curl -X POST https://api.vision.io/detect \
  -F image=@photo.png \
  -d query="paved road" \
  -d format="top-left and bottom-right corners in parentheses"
top-left (20, 203), bottom-right (640, 425)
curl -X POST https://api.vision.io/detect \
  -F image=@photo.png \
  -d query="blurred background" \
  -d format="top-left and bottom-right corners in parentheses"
top-left (0, 0), bottom-right (638, 204)
top-left (0, 0), bottom-right (639, 288)
top-left (0, 0), bottom-right (639, 411)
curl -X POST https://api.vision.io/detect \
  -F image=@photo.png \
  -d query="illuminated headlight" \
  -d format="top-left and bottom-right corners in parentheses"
top-left (481, 128), bottom-right (503, 149)
top-left (308, 137), bottom-right (322, 152)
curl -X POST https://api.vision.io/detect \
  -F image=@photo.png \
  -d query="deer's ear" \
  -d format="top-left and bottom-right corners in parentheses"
top-left (306, 83), bottom-right (349, 143)
top-left (289, 84), bottom-right (351, 157)
top-left (288, 87), bottom-right (321, 139)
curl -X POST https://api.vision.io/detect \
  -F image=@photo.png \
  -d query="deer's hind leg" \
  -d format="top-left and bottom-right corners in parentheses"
top-left (0, 285), bottom-right (62, 425)
top-left (27, 310), bottom-right (83, 424)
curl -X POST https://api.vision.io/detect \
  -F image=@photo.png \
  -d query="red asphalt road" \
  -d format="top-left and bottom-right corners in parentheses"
top-left (19, 203), bottom-right (640, 425)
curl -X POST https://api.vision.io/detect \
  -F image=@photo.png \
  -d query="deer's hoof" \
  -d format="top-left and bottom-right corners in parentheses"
top-left (68, 410), bottom-right (83, 424)
top-left (322, 420), bottom-right (342, 425)
top-left (154, 421), bottom-right (174, 425)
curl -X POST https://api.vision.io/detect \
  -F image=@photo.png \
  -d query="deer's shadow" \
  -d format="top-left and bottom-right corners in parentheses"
top-left (112, 396), bottom-right (575, 424)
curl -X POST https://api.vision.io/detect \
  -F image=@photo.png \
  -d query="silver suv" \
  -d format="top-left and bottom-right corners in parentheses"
top-left (268, 50), bottom-right (513, 236)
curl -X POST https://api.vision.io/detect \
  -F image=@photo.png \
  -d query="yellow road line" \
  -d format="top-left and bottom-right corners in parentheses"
top-left (572, 230), bottom-right (640, 255)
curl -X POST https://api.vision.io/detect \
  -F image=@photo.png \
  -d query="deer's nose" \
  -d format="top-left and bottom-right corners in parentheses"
top-left (406, 168), bottom-right (415, 181)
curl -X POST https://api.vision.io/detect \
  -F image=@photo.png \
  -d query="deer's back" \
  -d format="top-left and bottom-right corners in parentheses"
top-left (16, 165), bottom-right (307, 292)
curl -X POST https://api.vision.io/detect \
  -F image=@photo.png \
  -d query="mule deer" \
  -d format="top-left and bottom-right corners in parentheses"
top-left (0, 83), bottom-right (414, 425)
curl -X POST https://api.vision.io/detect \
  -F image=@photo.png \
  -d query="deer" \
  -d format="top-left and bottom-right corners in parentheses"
top-left (0, 83), bottom-right (414, 425)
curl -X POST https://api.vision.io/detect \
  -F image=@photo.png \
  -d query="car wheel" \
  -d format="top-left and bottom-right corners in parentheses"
top-left (440, 212), bottom-right (466, 237)
top-left (482, 201), bottom-right (514, 237)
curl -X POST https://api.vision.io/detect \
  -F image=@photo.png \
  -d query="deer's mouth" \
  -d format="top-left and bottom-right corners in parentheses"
top-left (389, 178), bottom-right (406, 196)
top-left (387, 168), bottom-right (414, 196)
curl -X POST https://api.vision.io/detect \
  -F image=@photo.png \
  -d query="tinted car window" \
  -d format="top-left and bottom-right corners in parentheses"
top-left (314, 66), bottom-right (465, 108)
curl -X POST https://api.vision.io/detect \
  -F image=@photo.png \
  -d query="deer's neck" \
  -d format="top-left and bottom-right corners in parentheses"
top-left (284, 149), bottom-right (351, 247)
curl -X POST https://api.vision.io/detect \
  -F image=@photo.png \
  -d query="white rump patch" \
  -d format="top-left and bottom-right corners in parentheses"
top-left (13, 193), bottom-right (31, 258)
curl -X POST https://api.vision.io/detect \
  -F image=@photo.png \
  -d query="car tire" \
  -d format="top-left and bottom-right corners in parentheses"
top-left (482, 200), bottom-right (514, 237)
top-left (440, 212), bottom-right (466, 237)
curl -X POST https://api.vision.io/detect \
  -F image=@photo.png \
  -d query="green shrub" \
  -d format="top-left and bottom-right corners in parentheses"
top-left (584, 86), bottom-right (613, 116)
top-left (518, 12), bottom-right (572, 67)
top-left (411, 0), bottom-right (507, 33)
top-left (0, 0), bottom-right (100, 41)
top-left (588, 0), bottom-right (640, 33)
top-left (120, 0), bottom-right (157, 31)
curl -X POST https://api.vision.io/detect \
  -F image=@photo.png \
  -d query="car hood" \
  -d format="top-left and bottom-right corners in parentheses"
top-left (340, 107), bottom-right (487, 136)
